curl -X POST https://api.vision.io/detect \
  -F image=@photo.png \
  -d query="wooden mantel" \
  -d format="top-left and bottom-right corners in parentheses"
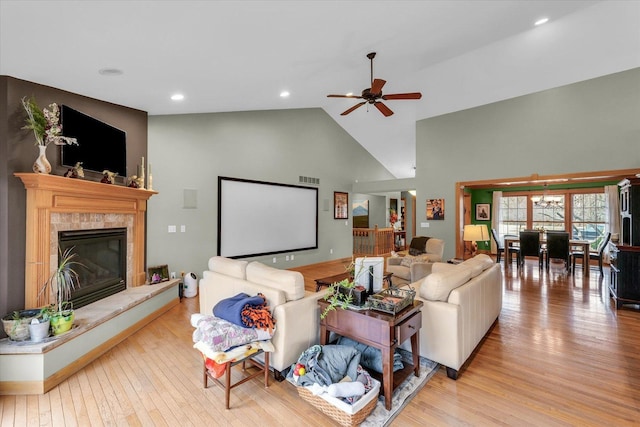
top-left (15, 173), bottom-right (157, 308)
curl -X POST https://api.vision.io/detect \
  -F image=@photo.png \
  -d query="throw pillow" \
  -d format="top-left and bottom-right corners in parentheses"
top-left (400, 255), bottom-right (414, 267)
top-left (409, 247), bottom-right (423, 256)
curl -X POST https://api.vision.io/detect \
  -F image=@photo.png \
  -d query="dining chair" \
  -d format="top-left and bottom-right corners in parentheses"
top-left (572, 232), bottom-right (612, 275)
top-left (518, 231), bottom-right (544, 268)
top-left (490, 228), bottom-right (520, 264)
top-left (545, 231), bottom-right (570, 272)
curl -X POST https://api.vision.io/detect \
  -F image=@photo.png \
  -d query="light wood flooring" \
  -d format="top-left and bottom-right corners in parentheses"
top-left (1, 259), bottom-right (639, 426)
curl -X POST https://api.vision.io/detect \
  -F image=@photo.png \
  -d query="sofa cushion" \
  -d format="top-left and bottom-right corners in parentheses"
top-left (246, 262), bottom-right (305, 301)
top-left (459, 254), bottom-right (493, 278)
top-left (207, 256), bottom-right (248, 279)
top-left (420, 267), bottom-right (472, 302)
top-left (400, 254), bottom-right (430, 268)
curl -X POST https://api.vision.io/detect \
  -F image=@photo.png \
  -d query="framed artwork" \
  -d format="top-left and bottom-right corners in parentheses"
top-left (147, 264), bottom-right (169, 284)
top-left (426, 198), bottom-right (444, 220)
top-left (334, 191), bottom-right (349, 219)
top-left (476, 203), bottom-right (491, 221)
top-left (353, 199), bottom-right (369, 228)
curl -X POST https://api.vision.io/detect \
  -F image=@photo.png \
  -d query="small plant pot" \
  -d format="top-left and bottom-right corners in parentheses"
top-left (29, 319), bottom-right (51, 342)
top-left (1, 309), bottom-right (41, 341)
top-left (50, 311), bottom-right (75, 335)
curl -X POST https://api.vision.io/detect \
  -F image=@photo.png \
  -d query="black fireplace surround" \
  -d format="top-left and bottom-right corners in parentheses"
top-left (58, 228), bottom-right (127, 308)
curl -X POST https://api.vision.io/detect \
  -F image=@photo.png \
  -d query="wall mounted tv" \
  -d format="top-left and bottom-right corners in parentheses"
top-left (218, 176), bottom-right (318, 258)
top-left (60, 105), bottom-right (127, 177)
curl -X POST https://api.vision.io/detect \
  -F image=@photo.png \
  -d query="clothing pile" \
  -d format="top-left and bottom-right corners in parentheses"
top-left (287, 344), bottom-right (376, 405)
top-left (192, 292), bottom-right (276, 378)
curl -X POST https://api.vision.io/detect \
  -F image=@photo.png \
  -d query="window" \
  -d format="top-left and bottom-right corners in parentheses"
top-left (532, 196), bottom-right (565, 231)
top-left (497, 190), bottom-right (607, 250)
top-left (499, 195), bottom-right (527, 237)
top-left (572, 193), bottom-right (607, 250)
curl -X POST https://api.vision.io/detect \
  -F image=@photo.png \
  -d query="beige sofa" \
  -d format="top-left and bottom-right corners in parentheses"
top-left (199, 256), bottom-right (325, 379)
top-left (404, 254), bottom-right (502, 379)
top-left (386, 237), bottom-right (445, 283)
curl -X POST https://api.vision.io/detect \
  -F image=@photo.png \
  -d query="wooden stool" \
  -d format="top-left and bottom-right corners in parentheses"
top-left (203, 350), bottom-right (270, 409)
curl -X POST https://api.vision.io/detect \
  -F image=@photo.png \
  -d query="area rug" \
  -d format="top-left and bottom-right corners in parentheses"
top-left (361, 349), bottom-right (438, 427)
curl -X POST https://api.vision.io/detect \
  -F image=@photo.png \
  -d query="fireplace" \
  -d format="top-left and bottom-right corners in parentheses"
top-left (58, 228), bottom-right (127, 308)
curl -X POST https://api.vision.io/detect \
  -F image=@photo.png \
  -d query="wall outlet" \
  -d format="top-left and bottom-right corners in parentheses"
top-left (180, 225), bottom-right (186, 232)
top-left (421, 222), bottom-right (429, 228)
top-left (291, 254), bottom-right (294, 261)
top-left (286, 255), bottom-right (290, 261)
top-left (330, 248), bottom-right (333, 254)
top-left (272, 257), bottom-right (277, 263)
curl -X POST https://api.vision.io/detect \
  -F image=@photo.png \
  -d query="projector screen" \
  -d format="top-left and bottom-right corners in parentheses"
top-left (218, 177), bottom-right (318, 258)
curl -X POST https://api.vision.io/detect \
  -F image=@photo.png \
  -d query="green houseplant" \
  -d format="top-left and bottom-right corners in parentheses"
top-left (320, 259), bottom-right (370, 319)
top-left (1, 308), bottom-right (41, 341)
top-left (39, 247), bottom-right (83, 335)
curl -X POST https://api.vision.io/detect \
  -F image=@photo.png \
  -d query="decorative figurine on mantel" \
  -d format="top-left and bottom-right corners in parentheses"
top-left (101, 170), bottom-right (118, 184)
top-left (127, 175), bottom-right (144, 188)
top-left (63, 162), bottom-right (84, 179)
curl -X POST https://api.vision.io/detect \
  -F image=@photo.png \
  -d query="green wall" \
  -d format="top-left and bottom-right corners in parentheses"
top-left (416, 68), bottom-right (640, 260)
top-left (146, 108), bottom-right (395, 277)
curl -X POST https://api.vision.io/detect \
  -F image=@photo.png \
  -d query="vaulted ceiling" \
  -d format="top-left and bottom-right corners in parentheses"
top-left (1, 1), bottom-right (638, 178)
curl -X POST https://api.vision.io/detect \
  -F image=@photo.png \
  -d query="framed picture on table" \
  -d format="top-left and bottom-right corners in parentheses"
top-left (334, 191), bottom-right (349, 219)
top-left (476, 203), bottom-right (490, 221)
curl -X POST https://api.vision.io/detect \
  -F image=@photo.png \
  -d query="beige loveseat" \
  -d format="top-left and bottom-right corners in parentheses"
top-left (386, 237), bottom-right (445, 284)
top-left (404, 254), bottom-right (502, 379)
top-left (199, 256), bottom-right (325, 379)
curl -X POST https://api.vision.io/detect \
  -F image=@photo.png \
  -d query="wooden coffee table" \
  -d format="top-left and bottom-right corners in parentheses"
top-left (318, 299), bottom-right (423, 410)
top-left (314, 271), bottom-right (394, 292)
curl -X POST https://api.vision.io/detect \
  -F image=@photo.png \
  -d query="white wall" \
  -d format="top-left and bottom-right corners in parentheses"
top-left (146, 108), bottom-right (395, 277)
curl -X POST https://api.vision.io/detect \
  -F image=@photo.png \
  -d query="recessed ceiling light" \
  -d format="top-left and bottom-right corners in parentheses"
top-left (534, 17), bottom-right (549, 26)
top-left (280, 91), bottom-right (290, 98)
top-left (98, 68), bottom-right (123, 76)
top-left (171, 93), bottom-right (184, 101)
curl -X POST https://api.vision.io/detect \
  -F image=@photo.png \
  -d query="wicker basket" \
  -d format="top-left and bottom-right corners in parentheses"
top-left (296, 379), bottom-right (380, 427)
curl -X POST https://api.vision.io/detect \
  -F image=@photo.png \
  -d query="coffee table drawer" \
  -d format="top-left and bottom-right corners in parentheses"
top-left (396, 312), bottom-right (421, 343)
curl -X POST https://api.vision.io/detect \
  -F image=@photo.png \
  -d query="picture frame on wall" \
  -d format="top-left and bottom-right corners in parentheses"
top-left (147, 265), bottom-right (169, 284)
top-left (353, 199), bottom-right (369, 228)
top-left (426, 198), bottom-right (444, 220)
top-left (476, 203), bottom-right (490, 221)
top-left (334, 191), bottom-right (349, 219)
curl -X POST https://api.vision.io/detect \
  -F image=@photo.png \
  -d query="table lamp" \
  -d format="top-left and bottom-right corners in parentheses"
top-left (463, 224), bottom-right (489, 258)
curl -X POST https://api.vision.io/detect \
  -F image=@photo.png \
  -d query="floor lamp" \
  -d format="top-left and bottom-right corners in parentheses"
top-left (463, 224), bottom-right (489, 258)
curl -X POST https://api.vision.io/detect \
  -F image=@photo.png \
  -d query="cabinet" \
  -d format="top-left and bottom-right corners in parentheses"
top-left (619, 177), bottom-right (640, 246)
top-left (609, 243), bottom-right (640, 309)
top-left (611, 177), bottom-right (640, 309)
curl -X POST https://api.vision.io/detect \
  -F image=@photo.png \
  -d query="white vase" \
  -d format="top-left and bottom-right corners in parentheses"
top-left (33, 145), bottom-right (51, 174)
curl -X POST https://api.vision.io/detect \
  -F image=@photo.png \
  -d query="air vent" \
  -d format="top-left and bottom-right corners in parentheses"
top-left (299, 176), bottom-right (320, 185)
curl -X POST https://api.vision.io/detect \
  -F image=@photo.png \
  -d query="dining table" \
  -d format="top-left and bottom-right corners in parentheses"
top-left (503, 235), bottom-right (592, 276)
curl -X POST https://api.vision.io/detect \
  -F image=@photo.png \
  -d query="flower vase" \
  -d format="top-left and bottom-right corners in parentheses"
top-left (33, 145), bottom-right (51, 174)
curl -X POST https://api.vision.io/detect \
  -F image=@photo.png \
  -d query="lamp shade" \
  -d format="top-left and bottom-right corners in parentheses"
top-left (463, 224), bottom-right (489, 242)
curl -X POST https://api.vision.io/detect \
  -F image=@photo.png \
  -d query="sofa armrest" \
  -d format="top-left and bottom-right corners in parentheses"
top-left (270, 291), bottom-right (325, 372)
top-left (410, 262), bottom-right (433, 283)
top-left (387, 257), bottom-right (403, 266)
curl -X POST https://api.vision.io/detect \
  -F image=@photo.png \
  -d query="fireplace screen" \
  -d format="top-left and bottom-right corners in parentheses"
top-left (58, 228), bottom-right (127, 308)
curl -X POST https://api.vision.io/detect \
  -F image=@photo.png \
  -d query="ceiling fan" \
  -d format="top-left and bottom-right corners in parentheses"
top-left (327, 52), bottom-right (422, 117)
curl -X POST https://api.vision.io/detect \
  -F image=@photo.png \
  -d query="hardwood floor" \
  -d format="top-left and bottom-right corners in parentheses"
top-left (1, 259), bottom-right (639, 426)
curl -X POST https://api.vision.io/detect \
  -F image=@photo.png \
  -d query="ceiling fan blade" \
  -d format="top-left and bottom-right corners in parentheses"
top-left (327, 94), bottom-right (363, 98)
top-left (374, 101), bottom-right (394, 117)
top-left (341, 102), bottom-right (366, 116)
top-left (370, 79), bottom-right (386, 94)
top-left (382, 92), bottom-right (422, 100)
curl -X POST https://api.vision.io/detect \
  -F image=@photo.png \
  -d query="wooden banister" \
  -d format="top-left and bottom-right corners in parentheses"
top-left (353, 226), bottom-right (394, 256)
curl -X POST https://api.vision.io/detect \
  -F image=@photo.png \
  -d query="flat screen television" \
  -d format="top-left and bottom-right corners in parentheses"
top-left (60, 105), bottom-right (127, 177)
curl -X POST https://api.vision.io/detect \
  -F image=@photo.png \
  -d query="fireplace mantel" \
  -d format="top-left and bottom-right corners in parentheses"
top-left (15, 173), bottom-right (157, 308)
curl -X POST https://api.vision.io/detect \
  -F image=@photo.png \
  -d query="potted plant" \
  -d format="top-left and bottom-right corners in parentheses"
top-left (39, 247), bottom-right (83, 335)
top-left (1, 308), bottom-right (41, 341)
top-left (320, 259), bottom-right (369, 319)
top-left (28, 304), bottom-right (54, 342)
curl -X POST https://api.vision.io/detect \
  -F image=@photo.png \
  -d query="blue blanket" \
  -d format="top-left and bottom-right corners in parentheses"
top-left (337, 336), bottom-right (404, 373)
top-left (213, 293), bottom-right (265, 327)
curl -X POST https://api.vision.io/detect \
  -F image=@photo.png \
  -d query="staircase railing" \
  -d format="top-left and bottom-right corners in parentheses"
top-left (353, 226), bottom-right (394, 256)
